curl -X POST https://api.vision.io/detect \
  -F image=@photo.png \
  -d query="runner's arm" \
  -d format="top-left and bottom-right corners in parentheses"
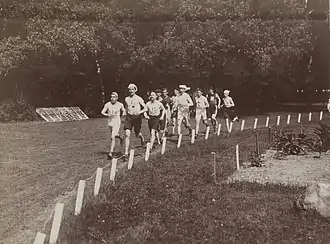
top-left (160, 103), bottom-right (165, 120)
top-left (139, 97), bottom-right (148, 115)
top-left (120, 104), bottom-right (126, 118)
top-left (229, 97), bottom-right (235, 107)
top-left (101, 104), bottom-right (108, 116)
top-left (205, 97), bottom-right (210, 108)
top-left (187, 94), bottom-right (194, 107)
top-left (216, 94), bottom-right (221, 108)
top-left (144, 104), bottom-right (150, 119)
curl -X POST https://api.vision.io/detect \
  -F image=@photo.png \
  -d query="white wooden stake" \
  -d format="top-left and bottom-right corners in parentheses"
top-left (253, 118), bottom-right (258, 130)
top-left (177, 134), bottom-right (183, 148)
top-left (33, 232), bottom-right (46, 244)
top-left (110, 158), bottom-right (117, 181)
top-left (74, 180), bottom-right (86, 216)
top-left (236, 144), bottom-right (240, 170)
top-left (191, 129), bottom-right (196, 144)
top-left (298, 113), bottom-right (301, 123)
top-left (94, 168), bottom-right (103, 197)
top-left (309, 112), bottom-right (312, 121)
top-left (49, 203), bottom-right (64, 244)
top-left (161, 137), bottom-right (167, 155)
top-left (265, 117), bottom-right (270, 128)
top-left (287, 114), bottom-right (291, 125)
top-left (144, 142), bottom-right (151, 161)
top-left (320, 111), bottom-right (323, 120)
top-left (229, 122), bottom-right (233, 133)
top-left (240, 120), bottom-right (245, 131)
top-left (128, 149), bottom-right (135, 169)
top-left (205, 126), bottom-right (210, 140)
top-left (276, 115), bottom-right (280, 126)
top-left (217, 123), bottom-right (221, 136)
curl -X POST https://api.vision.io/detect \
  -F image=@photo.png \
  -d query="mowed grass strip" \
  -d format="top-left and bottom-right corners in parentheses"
top-left (58, 127), bottom-right (330, 244)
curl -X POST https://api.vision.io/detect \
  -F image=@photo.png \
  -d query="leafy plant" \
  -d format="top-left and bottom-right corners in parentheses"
top-left (273, 130), bottom-right (307, 156)
top-left (249, 151), bottom-right (264, 167)
top-left (311, 123), bottom-right (330, 158)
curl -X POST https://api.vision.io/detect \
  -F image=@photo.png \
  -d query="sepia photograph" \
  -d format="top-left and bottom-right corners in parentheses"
top-left (1, 0), bottom-right (330, 243)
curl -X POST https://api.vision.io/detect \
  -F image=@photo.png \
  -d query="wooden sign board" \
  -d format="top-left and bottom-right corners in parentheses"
top-left (36, 107), bottom-right (89, 122)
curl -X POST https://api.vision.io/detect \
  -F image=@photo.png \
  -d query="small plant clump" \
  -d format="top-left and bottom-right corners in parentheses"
top-left (249, 151), bottom-right (264, 167)
top-left (312, 123), bottom-right (330, 158)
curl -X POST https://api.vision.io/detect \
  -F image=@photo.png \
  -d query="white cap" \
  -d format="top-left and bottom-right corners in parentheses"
top-left (224, 90), bottom-right (230, 94)
top-left (111, 92), bottom-right (118, 98)
top-left (179, 85), bottom-right (191, 91)
top-left (128, 83), bottom-right (138, 92)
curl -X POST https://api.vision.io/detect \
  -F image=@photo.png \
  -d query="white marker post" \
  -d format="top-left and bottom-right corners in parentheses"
top-left (74, 180), bottom-right (86, 216)
top-left (217, 123), bottom-right (221, 136)
top-left (94, 168), bottom-right (103, 197)
top-left (33, 232), bottom-right (46, 244)
top-left (309, 112), bottom-right (312, 122)
top-left (177, 134), bottom-right (183, 148)
top-left (240, 120), bottom-right (245, 131)
top-left (320, 111), bottom-right (323, 120)
top-left (276, 115), bottom-right (280, 126)
top-left (205, 126), bottom-right (210, 140)
top-left (144, 142), bottom-right (151, 161)
top-left (110, 158), bottom-right (117, 181)
top-left (128, 149), bottom-right (135, 169)
top-left (229, 122), bottom-right (233, 134)
top-left (265, 117), bottom-right (270, 128)
top-left (236, 144), bottom-right (240, 170)
top-left (191, 129), bottom-right (196, 144)
top-left (287, 114), bottom-right (291, 125)
top-left (253, 118), bottom-right (258, 130)
top-left (49, 203), bottom-right (64, 244)
top-left (298, 113), bottom-right (301, 123)
top-left (161, 137), bottom-right (167, 155)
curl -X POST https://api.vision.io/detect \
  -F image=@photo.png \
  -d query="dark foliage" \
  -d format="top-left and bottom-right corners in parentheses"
top-left (312, 122), bottom-right (330, 157)
top-left (0, 97), bottom-right (37, 122)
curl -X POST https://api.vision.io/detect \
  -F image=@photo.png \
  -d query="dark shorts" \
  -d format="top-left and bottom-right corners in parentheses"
top-left (207, 106), bottom-right (217, 118)
top-left (224, 107), bottom-right (236, 120)
top-left (171, 110), bottom-right (178, 119)
top-left (124, 114), bottom-right (142, 136)
top-left (159, 114), bottom-right (167, 131)
top-left (148, 115), bottom-right (160, 131)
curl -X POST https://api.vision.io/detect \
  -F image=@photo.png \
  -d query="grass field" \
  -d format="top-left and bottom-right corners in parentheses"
top-left (0, 111), bottom-right (329, 244)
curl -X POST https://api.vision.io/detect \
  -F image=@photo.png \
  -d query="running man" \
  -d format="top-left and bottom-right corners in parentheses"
top-left (145, 91), bottom-right (166, 150)
top-left (171, 88), bottom-right (180, 134)
top-left (195, 88), bottom-right (210, 137)
top-left (222, 89), bottom-right (239, 122)
top-left (327, 97), bottom-right (330, 115)
top-left (177, 85), bottom-right (193, 135)
top-left (101, 92), bottom-right (125, 159)
top-left (161, 88), bottom-right (172, 137)
top-left (206, 87), bottom-right (221, 133)
top-left (123, 83), bottom-right (147, 159)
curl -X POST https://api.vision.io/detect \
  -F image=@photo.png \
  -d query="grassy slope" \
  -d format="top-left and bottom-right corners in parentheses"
top-left (0, 112), bottom-right (328, 243)
top-left (58, 119), bottom-right (330, 243)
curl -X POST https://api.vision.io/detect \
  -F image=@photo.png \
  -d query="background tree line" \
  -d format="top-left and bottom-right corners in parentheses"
top-left (0, 0), bottom-right (329, 121)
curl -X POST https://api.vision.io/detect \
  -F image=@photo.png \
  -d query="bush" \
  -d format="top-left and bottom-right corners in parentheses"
top-left (0, 98), bottom-right (37, 122)
top-left (312, 122), bottom-right (330, 157)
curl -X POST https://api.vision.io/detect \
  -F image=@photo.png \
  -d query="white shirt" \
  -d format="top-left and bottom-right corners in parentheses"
top-left (195, 95), bottom-right (209, 110)
top-left (125, 94), bottom-right (145, 115)
top-left (177, 92), bottom-right (193, 113)
top-left (327, 100), bottom-right (330, 111)
top-left (102, 101), bottom-right (124, 121)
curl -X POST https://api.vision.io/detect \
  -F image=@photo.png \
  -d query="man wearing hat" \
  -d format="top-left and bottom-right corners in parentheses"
top-left (123, 83), bottom-right (148, 159)
top-left (177, 85), bottom-right (193, 135)
top-left (101, 92), bottom-right (126, 159)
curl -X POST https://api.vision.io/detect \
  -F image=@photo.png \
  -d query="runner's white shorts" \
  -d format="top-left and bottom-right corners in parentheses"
top-left (196, 109), bottom-right (207, 121)
top-left (108, 119), bottom-right (121, 138)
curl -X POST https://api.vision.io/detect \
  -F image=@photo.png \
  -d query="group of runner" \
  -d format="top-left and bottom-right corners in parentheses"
top-left (101, 83), bottom-right (238, 160)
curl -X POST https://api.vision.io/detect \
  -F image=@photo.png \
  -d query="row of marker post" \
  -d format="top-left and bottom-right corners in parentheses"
top-left (33, 110), bottom-right (326, 244)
